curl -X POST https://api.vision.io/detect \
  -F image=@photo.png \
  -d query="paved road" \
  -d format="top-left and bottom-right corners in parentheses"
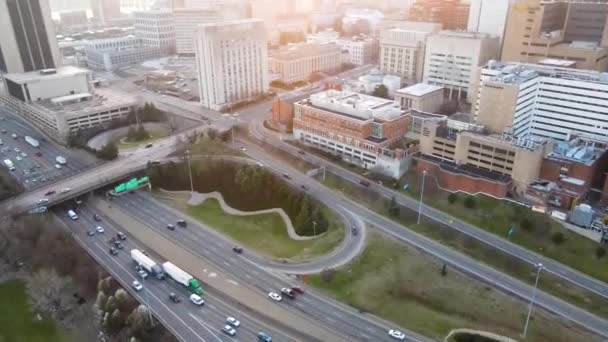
top-left (56, 203), bottom-right (297, 342)
top-left (107, 191), bottom-right (431, 342)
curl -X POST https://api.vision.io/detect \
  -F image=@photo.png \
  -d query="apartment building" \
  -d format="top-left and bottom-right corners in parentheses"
top-left (0, 0), bottom-right (61, 73)
top-left (501, 0), bottom-right (608, 71)
top-left (133, 9), bottom-right (175, 54)
top-left (408, 0), bottom-right (469, 30)
top-left (336, 36), bottom-right (379, 66)
top-left (423, 31), bottom-right (500, 101)
top-left (473, 61), bottom-right (608, 143)
top-left (84, 36), bottom-right (162, 71)
top-left (293, 90), bottom-right (415, 178)
top-left (379, 22), bottom-right (442, 84)
top-left (270, 44), bottom-right (342, 84)
top-left (194, 19), bottom-right (269, 111)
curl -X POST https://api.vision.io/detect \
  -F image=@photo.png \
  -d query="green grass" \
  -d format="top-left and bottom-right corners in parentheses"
top-left (316, 171), bottom-right (608, 320)
top-left (168, 196), bottom-right (344, 260)
top-left (309, 233), bottom-right (601, 342)
top-left (117, 130), bottom-right (169, 149)
top-left (0, 280), bottom-right (65, 342)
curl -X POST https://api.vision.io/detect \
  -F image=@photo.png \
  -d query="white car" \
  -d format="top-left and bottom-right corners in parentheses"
top-left (239, 146), bottom-right (247, 152)
top-left (189, 294), bottom-right (204, 306)
top-left (16, 156), bottom-right (22, 161)
top-left (138, 269), bottom-right (148, 279)
top-left (221, 325), bottom-right (236, 337)
top-left (268, 292), bottom-right (282, 302)
top-left (388, 329), bottom-right (406, 340)
top-left (14, 147), bottom-right (19, 152)
top-left (226, 317), bottom-right (240, 328)
top-left (54, 164), bottom-right (62, 169)
top-left (60, 188), bottom-right (71, 193)
top-left (21, 152), bottom-right (27, 157)
top-left (96, 226), bottom-right (105, 233)
top-left (132, 281), bottom-right (143, 291)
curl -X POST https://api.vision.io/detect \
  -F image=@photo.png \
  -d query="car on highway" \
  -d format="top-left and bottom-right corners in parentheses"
top-left (54, 164), bottom-right (62, 169)
top-left (117, 232), bottom-right (127, 240)
top-left (226, 317), bottom-right (240, 328)
top-left (169, 293), bottom-right (180, 303)
top-left (239, 146), bottom-right (246, 152)
top-left (113, 241), bottom-right (124, 249)
top-left (45, 190), bottom-right (56, 196)
top-left (138, 269), bottom-right (148, 279)
top-left (60, 188), bottom-right (71, 193)
top-left (282, 173), bottom-right (291, 179)
top-left (298, 150), bottom-right (306, 155)
top-left (177, 219), bottom-right (187, 227)
top-left (87, 231), bottom-right (95, 237)
top-left (281, 288), bottom-right (296, 299)
top-left (189, 294), bottom-right (204, 306)
top-left (301, 185), bottom-right (308, 191)
top-left (268, 292), bottom-right (282, 302)
top-left (132, 281), bottom-right (143, 291)
top-left (166, 224), bottom-right (175, 231)
top-left (16, 156), bottom-right (22, 161)
top-left (291, 285), bottom-right (304, 294)
top-left (13, 147), bottom-right (19, 152)
top-left (93, 214), bottom-right (102, 222)
top-left (96, 226), bottom-right (105, 234)
top-left (221, 325), bottom-right (236, 337)
top-left (21, 152), bottom-right (27, 157)
top-left (257, 332), bottom-right (272, 342)
top-left (109, 247), bottom-right (118, 255)
top-left (37, 198), bottom-right (49, 205)
top-left (359, 179), bottom-right (370, 187)
top-left (352, 227), bottom-right (358, 236)
top-left (232, 245), bottom-right (243, 254)
top-left (388, 329), bottom-right (406, 340)
top-left (35, 151), bottom-right (42, 157)
top-left (145, 144), bottom-right (153, 148)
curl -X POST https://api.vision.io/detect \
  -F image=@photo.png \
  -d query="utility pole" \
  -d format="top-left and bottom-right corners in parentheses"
top-left (185, 149), bottom-right (194, 194)
top-left (417, 171), bottom-right (426, 225)
top-left (312, 221), bottom-right (317, 237)
top-left (523, 263), bottom-right (543, 338)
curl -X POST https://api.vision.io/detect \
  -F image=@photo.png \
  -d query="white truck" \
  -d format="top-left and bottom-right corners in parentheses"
top-left (162, 261), bottom-right (203, 294)
top-left (130, 249), bottom-right (165, 280)
top-left (3, 159), bottom-right (14, 171)
top-left (25, 136), bottom-right (39, 148)
top-left (55, 156), bottom-right (67, 165)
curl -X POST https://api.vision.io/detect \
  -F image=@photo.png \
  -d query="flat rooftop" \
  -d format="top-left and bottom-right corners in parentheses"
top-left (4, 66), bottom-right (90, 84)
top-left (272, 43), bottom-right (341, 61)
top-left (397, 83), bottom-right (443, 97)
top-left (301, 90), bottom-right (406, 122)
top-left (482, 61), bottom-right (608, 85)
top-left (35, 88), bottom-right (137, 116)
top-left (547, 139), bottom-right (607, 166)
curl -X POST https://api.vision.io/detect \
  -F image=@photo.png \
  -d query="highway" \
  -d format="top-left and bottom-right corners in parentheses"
top-left (104, 191), bottom-right (431, 342)
top-left (56, 202), bottom-right (304, 342)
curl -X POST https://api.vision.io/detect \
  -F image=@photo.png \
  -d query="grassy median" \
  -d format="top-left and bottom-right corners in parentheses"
top-left (309, 233), bottom-right (602, 342)
top-left (117, 130), bottom-right (169, 149)
top-left (0, 280), bottom-right (65, 342)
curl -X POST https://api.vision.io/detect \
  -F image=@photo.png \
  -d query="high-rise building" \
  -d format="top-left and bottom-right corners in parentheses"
top-left (473, 61), bottom-right (608, 143)
top-left (423, 31), bottom-right (500, 101)
top-left (174, 8), bottom-right (222, 57)
top-left (0, 0), bottom-right (61, 73)
top-left (379, 22), bottom-right (441, 84)
top-left (501, 0), bottom-right (608, 71)
top-left (194, 19), bottom-right (269, 111)
top-left (467, 0), bottom-right (511, 43)
top-left (407, 0), bottom-right (469, 30)
top-left (133, 9), bottom-right (176, 54)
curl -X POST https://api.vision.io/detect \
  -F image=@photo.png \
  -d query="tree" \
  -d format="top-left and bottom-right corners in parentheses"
top-left (387, 195), bottom-right (399, 217)
top-left (126, 125), bottom-right (137, 141)
top-left (551, 231), bottom-right (566, 245)
top-left (134, 124), bottom-right (150, 141)
top-left (463, 196), bottom-right (476, 209)
top-left (294, 196), bottom-right (313, 235)
top-left (441, 264), bottom-right (447, 277)
top-left (97, 142), bottom-right (118, 160)
top-left (596, 246), bottom-right (606, 259)
top-left (447, 193), bottom-right (458, 204)
top-left (320, 268), bottom-right (336, 283)
top-left (372, 84), bottom-right (389, 99)
top-left (520, 217), bottom-right (533, 232)
top-left (26, 269), bottom-right (78, 321)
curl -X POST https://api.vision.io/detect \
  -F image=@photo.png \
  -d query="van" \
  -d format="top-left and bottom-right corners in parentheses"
top-left (67, 210), bottom-right (78, 220)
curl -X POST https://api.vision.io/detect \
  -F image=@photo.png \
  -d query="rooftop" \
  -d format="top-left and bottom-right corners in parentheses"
top-left (4, 66), bottom-right (90, 84)
top-left (271, 43), bottom-right (341, 61)
top-left (482, 60), bottom-right (608, 85)
top-left (35, 88), bottom-right (137, 116)
top-left (547, 138), bottom-right (607, 166)
top-left (397, 83), bottom-right (443, 97)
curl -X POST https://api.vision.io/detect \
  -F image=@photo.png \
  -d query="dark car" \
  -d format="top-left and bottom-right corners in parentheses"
top-left (35, 152), bottom-right (42, 157)
top-left (177, 219), bottom-right (187, 227)
top-left (301, 185), bottom-right (309, 191)
top-left (281, 287), bottom-right (296, 299)
top-left (109, 247), bottom-right (118, 255)
top-left (297, 150), bottom-right (306, 155)
top-left (352, 227), bottom-right (358, 236)
top-left (359, 179), bottom-right (370, 187)
top-left (232, 246), bottom-right (243, 254)
top-left (44, 190), bottom-right (56, 196)
top-left (258, 332), bottom-right (272, 342)
top-left (282, 173), bottom-right (291, 179)
top-left (145, 144), bottom-right (153, 148)
top-left (169, 293), bottom-right (181, 303)
top-left (117, 232), bottom-right (127, 240)
top-left (93, 214), bottom-right (102, 222)
top-left (166, 224), bottom-right (175, 231)
top-left (291, 285), bottom-right (304, 294)
top-left (113, 241), bottom-right (123, 249)
top-left (87, 231), bottom-right (95, 237)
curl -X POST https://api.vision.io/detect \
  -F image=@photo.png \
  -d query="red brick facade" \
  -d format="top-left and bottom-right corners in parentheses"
top-left (271, 99), bottom-right (295, 127)
top-left (415, 158), bottom-right (512, 198)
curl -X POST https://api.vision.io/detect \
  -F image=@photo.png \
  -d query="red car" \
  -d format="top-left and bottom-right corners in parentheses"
top-left (291, 285), bottom-right (304, 294)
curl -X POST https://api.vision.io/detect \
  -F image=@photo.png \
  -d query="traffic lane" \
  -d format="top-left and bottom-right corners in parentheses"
top-left (56, 210), bottom-right (210, 342)
top-left (76, 203), bottom-right (297, 342)
top-left (111, 193), bottom-right (408, 342)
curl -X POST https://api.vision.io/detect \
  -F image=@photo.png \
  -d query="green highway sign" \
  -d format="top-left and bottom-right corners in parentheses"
top-left (113, 177), bottom-right (150, 194)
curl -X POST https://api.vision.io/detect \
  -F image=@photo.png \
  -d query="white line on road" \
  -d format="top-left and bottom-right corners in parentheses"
top-left (189, 313), bottom-right (223, 342)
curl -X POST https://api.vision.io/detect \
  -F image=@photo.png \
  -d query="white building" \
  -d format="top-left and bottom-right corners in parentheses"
top-left (467, 0), bottom-right (511, 44)
top-left (174, 8), bottom-right (222, 57)
top-left (344, 69), bottom-right (402, 97)
top-left (84, 36), bottom-right (162, 71)
top-left (379, 22), bottom-right (441, 85)
top-left (194, 19), bottom-right (269, 111)
top-left (133, 9), bottom-right (175, 54)
top-left (336, 36), bottom-right (379, 66)
top-left (474, 61), bottom-right (608, 143)
top-left (0, 66), bottom-right (136, 142)
top-left (423, 31), bottom-right (500, 102)
top-left (270, 44), bottom-right (342, 83)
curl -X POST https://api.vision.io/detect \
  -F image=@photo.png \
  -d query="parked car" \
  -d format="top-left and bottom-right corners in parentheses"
top-left (282, 173), bottom-right (291, 179)
top-left (145, 144), bottom-right (153, 148)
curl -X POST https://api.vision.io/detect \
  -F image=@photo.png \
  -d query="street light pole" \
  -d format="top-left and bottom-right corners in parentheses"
top-left (312, 221), bottom-right (317, 237)
top-left (523, 263), bottom-right (543, 338)
top-left (417, 171), bottom-right (426, 225)
top-left (185, 149), bottom-right (194, 194)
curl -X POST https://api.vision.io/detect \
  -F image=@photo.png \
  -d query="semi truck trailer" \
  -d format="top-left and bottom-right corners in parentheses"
top-left (162, 261), bottom-right (203, 294)
top-left (130, 249), bottom-right (165, 280)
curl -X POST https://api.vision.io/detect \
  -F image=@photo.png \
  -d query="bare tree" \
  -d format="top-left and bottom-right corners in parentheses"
top-left (26, 269), bottom-right (78, 321)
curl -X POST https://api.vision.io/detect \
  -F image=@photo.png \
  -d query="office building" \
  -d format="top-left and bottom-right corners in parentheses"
top-left (423, 31), bottom-right (500, 101)
top-left (293, 90), bottom-right (415, 178)
top-left (194, 19), bottom-right (269, 111)
top-left (501, 0), bottom-right (608, 71)
top-left (270, 44), bottom-right (342, 84)
top-left (84, 36), bottom-right (162, 71)
top-left (395, 83), bottom-right (444, 113)
top-left (408, 0), bottom-right (469, 30)
top-left (91, 0), bottom-right (123, 24)
top-left (379, 22), bottom-right (441, 84)
top-left (0, 66), bottom-right (136, 142)
top-left (133, 9), bottom-right (175, 54)
top-left (473, 61), bottom-right (608, 143)
top-left (467, 0), bottom-right (511, 42)
top-left (306, 29), bottom-right (340, 44)
top-left (336, 36), bottom-right (379, 66)
top-left (174, 8), bottom-right (222, 57)
top-left (0, 0), bottom-right (61, 73)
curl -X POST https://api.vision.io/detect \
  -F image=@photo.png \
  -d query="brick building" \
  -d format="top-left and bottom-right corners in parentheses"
top-left (408, 0), bottom-right (470, 30)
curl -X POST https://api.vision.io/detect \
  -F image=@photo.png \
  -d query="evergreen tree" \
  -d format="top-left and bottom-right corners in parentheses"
top-left (295, 196), bottom-right (313, 235)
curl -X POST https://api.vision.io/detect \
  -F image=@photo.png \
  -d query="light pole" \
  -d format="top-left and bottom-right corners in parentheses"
top-left (231, 113), bottom-right (239, 148)
top-left (312, 221), bottom-right (317, 237)
top-left (523, 262), bottom-right (543, 338)
top-left (185, 149), bottom-right (194, 194)
top-left (417, 170), bottom-right (426, 225)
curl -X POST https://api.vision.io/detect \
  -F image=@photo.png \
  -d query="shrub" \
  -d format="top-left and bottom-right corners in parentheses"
top-left (447, 193), bottom-right (458, 204)
top-left (520, 217), bottom-right (533, 232)
top-left (551, 231), bottom-right (566, 245)
top-left (595, 246), bottom-right (606, 259)
top-left (464, 196), bottom-right (477, 209)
